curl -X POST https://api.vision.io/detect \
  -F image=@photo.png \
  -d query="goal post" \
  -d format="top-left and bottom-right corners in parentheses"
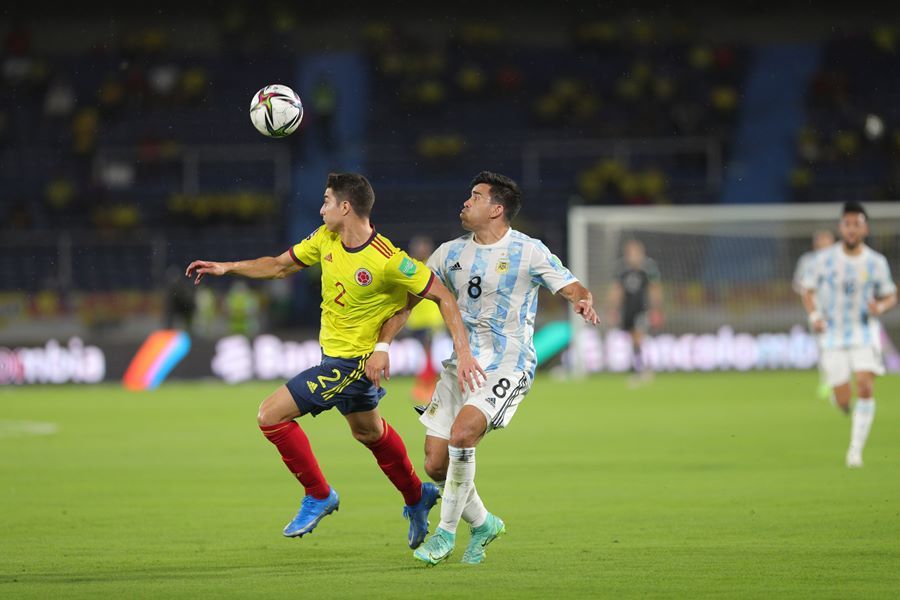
top-left (566, 203), bottom-right (900, 376)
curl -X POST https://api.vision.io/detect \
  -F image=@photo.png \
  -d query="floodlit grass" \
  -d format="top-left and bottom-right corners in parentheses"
top-left (2, 372), bottom-right (899, 598)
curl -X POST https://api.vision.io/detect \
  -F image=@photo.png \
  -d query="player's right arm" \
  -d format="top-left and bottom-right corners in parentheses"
top-left (802, 289), bottom-right (825, 332)
top-left (188, 226), bottom-right (323, 285)
top-left (422, 277), bottom-right (486, 392)
top-left (369, 248), bottom-right (485, 392)
top-left (367, 280), bottom-right (485, 393)
top-left (186, 251), bottom-right (302, 285)
top-left (800, 252), bottom-right (825, 332)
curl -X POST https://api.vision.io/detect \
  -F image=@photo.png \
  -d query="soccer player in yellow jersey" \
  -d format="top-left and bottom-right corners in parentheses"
top-left (186, 173), bottom-right (485, 548)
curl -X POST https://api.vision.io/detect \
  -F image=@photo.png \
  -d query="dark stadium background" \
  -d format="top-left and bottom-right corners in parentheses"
top-left (2, 1), bottom-right (899, 375)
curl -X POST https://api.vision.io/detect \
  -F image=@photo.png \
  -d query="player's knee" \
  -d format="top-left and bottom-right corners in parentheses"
top-left (352, 428), bottom-right (382, 446)
top-left (256, 404), bottom-right (277, 428)
top-left (424, 454), bottom-right (448, 481)
top-left (857, 381), bottom-right (874, 399)
top-left (449, 427), bottom-right (479, 449)
top-left (257, 398), bottom-right (288, 428)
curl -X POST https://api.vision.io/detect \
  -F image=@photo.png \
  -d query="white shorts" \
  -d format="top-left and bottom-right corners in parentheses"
top-left (820, 346), bottom-right (885, 387)
top-left (419, 364), bottom-right (532, 440)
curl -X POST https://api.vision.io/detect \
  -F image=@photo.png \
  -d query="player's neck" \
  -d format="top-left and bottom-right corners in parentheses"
top-left (338, 219), bottom-right (374, 248)
top-left (842, 242), bottom-right (865, 256)
top-left (472, 224), bottom-right (510, 246)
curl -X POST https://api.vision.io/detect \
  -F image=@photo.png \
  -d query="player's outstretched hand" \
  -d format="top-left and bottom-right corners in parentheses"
top-left (365, 351), bottom-right (390, 390)
top-left (574, 299), bottom-right (599, 325)
top-left (456, 351), bottom-right (486, 393)
top-left (186, 260), bottom-right (227, 285)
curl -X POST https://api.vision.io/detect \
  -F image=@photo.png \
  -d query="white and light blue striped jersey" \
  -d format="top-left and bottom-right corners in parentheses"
top-left (427, 228), bottom-right (578, 379)
top-left (802, 243), bottom-right (896, 350)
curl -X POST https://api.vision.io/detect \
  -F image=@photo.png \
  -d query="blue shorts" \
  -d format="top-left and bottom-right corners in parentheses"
top-left (285, 353), bottom-right (386, 417)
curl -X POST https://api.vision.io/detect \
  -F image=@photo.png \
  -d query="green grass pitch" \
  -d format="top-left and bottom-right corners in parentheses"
top-left (2, 372), bottom-right (899, 598)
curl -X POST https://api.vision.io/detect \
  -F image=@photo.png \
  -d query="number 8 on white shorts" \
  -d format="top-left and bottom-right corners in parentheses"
top-left (419, 367), bottom-right (532, 439)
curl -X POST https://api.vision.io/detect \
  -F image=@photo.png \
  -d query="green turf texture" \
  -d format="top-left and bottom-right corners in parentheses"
top-left (2, 373), bottom-right (899, 599)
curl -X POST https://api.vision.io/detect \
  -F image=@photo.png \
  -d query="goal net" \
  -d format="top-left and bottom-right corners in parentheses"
top-left (565, 203), bottom-right (900, 374)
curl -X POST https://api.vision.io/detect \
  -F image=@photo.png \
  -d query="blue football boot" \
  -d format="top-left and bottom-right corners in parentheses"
top-left (402, 482), bottom-right (441, 549)
top-left (282, 487), bottom-right (340, 538)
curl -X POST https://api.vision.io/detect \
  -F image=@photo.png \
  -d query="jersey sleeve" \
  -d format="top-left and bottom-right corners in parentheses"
top-left (425, 247), bottom-right (446, 285)
top-left (289, 226), bottom-right (325, 267)
top-left (385, 250), bottom-right (436, 297)
top-left (800, 252), bottom-right (819, 291)
top-left (530, 242), bottom-right (577, 293)
top-left (875, 256), bottom-right (897, 297)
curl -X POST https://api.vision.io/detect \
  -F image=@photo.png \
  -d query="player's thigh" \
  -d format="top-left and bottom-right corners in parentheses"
top-left (257, 384), bottom-right (302, 426)
top-left (849, 346), bottom-right (885, 378)
top-left (466, 369), bottom-right (532, 432)
top-left (821, 349), bottom-right (852, 388)
top-left (419, 367), bottom-right (465, 440)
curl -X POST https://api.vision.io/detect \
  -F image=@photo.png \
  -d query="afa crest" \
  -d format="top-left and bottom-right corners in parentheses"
top-left (495, 259), bottom-right (509, 274)
top-left (355, 268), bottom-right (373, 286)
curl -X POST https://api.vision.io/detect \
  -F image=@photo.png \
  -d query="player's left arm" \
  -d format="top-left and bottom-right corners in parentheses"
top-left (868, 257), bottom-right (898, 317)
top-left (869, 292), bottom-right (898, 316)
top-left (531, 241), bottom-right (598, 325)
top-left (558, 282), bottom-right (599, 325)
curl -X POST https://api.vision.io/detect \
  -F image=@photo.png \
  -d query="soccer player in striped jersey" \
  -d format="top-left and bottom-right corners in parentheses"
top-left (367, 171), bottom-right (599, 565)
top-left (801, 202), bottom-right (897, 468)
top-left (186, 173), bottom-right (485, 547)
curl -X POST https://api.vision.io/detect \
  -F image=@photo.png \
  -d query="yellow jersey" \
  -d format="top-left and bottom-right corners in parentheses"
top-left (290, 226), bottom-right (436, 358)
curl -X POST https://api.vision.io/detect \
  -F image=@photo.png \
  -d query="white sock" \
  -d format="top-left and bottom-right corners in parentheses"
top-left (439, 446), bottom-right (475, 534)
top-left (850, 398), bottom-right (876, 452)
top-left (462, 485), bottom-right (488, 529)
top-left (436, 478), bottom-right (486, 527)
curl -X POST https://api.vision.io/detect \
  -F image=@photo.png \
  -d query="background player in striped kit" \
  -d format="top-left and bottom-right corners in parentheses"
top-left (801, 202), bottom-right (897, 468)
top-left (367, 171), bottom-right (599, 565)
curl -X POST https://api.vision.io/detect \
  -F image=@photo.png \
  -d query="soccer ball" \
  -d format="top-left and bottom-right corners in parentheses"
top-left (249, 84), bottom-right (304, 138)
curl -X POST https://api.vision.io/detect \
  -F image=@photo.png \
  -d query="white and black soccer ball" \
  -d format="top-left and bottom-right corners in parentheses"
top-left (249, 84), bottom-right (304, 138)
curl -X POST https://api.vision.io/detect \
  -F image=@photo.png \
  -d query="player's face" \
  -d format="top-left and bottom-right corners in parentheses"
top-left (839, 213), bottom-right (868, 250)
top-left (624, 242), bottom-right (644, 267)
top-left (320, 188), bottom-right (348, 231)
top-left (460, 183), bottom-right (500, 231)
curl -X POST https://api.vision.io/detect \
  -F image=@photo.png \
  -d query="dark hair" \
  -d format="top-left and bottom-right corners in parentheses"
top-left (327, 172), bottom-right (375, 218)
top-left (842, 201), bottom-right (867, 219)
top-left (470, 171), bottom-right (521, 223)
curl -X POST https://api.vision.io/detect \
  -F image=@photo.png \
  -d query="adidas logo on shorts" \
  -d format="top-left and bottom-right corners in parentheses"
top-left (485, 397), bottom-right (496, 407)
